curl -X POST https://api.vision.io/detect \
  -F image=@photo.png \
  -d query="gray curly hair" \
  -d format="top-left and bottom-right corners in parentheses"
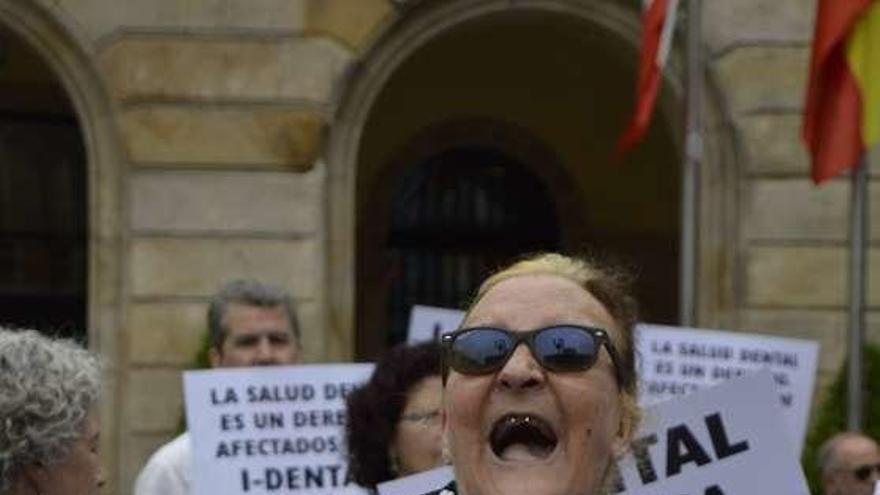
top-left (0, 328), bottom-right (101, 493)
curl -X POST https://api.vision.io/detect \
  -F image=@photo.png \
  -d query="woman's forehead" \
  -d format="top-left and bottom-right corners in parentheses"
top-left (465, 273), bottom-right (617, 330)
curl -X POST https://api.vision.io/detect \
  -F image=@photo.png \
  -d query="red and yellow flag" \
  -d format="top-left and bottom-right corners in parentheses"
top-left (803, 0), bottom-right (880, 184)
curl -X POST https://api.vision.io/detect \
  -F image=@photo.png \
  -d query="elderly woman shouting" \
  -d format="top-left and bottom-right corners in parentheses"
top-left (436, 253), bottom-right (639, 495)
top-left (0, 328), bottom-right (105, 495)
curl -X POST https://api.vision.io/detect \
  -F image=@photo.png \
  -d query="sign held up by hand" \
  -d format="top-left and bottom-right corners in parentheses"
top-left (184, 364), bottom-right (374, 495)
top-left (614, 372), bottom-right (810, 495)
top-left (637, 324), bottom-right (818, 454)
top-left (406, 305), bottom-right (465, 344)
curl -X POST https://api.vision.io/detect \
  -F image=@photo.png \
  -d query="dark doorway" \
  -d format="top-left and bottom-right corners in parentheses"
top-left (0, 27), bottom-right (87, 340)
top-left (382, 147), bottom-right (561, 345)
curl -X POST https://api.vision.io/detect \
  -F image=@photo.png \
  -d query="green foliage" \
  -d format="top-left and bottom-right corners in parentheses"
top-left (176, 330), bottom-right (213, 434)
top-left (194, 329), bottom-right (213, 369)
top-left (801, 342), bottom-right (880, 494)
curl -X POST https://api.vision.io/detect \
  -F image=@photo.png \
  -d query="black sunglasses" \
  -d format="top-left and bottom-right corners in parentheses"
top-left (852, 463), bottom-right (880, 482)
top-left (441, 325), bottom-right (627, 388)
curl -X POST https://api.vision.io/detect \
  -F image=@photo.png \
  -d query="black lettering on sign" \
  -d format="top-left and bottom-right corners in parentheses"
top-left (291, 409), bottom-right (346, 427)
top-left (772, 372), bottom-right (790, 386)
top-left (631, 434), bottom-right (659, 484)
top-left (219, 413), bottom-right (244, 432)
top-left (211, 387), bottom-right (238, 405)
top-left (704, 484), bottom-right (726, 495)
top-left (679, 363), bottom-right (705, 378)
top-left (655, 360), bottom-right (674, 375)
top-left (666, 424), bottom-right (711, 476)
top-left (706, 413), bottom-right (749, 459)
top-left (710, 366), bottom-right (747, 380)
top-left (242, 465), bottom-right (352, 491)
top-left (241, 469), bottom-right (251, 492)
top-left (651, 340), bottom-right (673, 354)
top-left (324, 382), bottom-right (357, 400)
top-left (246, 384), bottom-right (315, 403)
top-left (253, 411), bottom-right (285, 429)
top-left (780, 393), bottom-right (793, 407)
top-left (607, 463), bottom-right (625, 493)
top-left (266, 468), bottom-right (283, 490)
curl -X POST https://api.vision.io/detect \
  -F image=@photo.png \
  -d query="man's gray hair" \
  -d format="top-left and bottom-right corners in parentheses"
top-left (817, 432), bottom-right (869, 479)
top-left (0, 328), bottom-right (101, 493)
top-left (207, 279), bottom-right (300, 349)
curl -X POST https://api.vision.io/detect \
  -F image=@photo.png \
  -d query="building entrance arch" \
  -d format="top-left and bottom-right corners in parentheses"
top-left (0, 0), bottom-right (124, 489)
top-left (328, 0), bottom-right (732, 359)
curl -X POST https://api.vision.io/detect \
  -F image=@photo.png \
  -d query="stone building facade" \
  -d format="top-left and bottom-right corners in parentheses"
top-left (0, 0), bottom-right (877, 491)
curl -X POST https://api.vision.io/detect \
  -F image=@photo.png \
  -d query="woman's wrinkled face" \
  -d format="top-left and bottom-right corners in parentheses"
top-left (443, 274), bottom-right (625, 495)
top-left (41, 409), bottom-right (105, 495)
top-left (391, 375), bottom-right (445, 477)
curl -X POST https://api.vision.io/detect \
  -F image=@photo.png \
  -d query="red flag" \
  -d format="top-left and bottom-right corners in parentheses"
top-left (802, 0), bottom-right (876, 183)
top-left (615, 0), bottom-right (678, 160)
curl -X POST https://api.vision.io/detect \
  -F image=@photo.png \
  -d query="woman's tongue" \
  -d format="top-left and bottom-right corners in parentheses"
top-left (500, 441), bottom-right (554, 462)
top-left (492, 415), bottom-right (557, 462)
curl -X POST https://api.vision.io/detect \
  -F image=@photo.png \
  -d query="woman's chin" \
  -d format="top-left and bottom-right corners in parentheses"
top-left (474, 468), bottom-right (575, 495)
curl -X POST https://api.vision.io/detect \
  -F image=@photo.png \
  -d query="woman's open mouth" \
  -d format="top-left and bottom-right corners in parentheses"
top-left (489, 413), bottom-right (559, 462)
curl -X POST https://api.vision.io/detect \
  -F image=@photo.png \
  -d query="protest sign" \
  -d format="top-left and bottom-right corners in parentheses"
top-left (874, 480), bottom-right (879, 495)
top-left (376, 466), bottom-right (454, 495)
top-left (407, 305), bottom-right (465, 344)
top-left (614, 372), bottom-right (809, 495)
top-left (637, 324), bottom-right (818, 454)
top-left (184, 364), bottom-right (374, 495)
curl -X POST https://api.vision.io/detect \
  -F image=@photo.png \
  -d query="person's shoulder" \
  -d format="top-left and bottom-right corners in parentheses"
top-left (133, 432), bottom-right (192, 495)
top-left (149, 431), bottom-right (192, 463)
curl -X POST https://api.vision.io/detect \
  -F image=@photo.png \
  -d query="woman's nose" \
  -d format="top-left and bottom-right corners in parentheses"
top-left (497, 344), bottom-right (545, 391)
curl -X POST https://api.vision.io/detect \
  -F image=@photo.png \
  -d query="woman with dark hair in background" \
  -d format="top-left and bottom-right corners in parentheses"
top-left (346, 341), bottom-right (444, 491)
top-left (0, 327), bottom-right (105, 495)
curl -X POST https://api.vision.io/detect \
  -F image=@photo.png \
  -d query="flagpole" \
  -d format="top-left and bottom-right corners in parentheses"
top-left (847, 154), bottom-right (868, 431)
top-left (680, 0), bottom-right (701, 326)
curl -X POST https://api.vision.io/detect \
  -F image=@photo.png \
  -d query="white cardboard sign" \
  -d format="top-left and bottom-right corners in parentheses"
top-left (184, 364), bottom-right (374, 495)
top-left (615, 372), bottom-right (809, 495)
top-left (406, 305), bottom-right (465, 344)
top-left (874, 481), bottom-right (879, 495)
top-left (637, 324), bottom-right (819, 454)
top-left (376, 466), bottom-right (454, 495)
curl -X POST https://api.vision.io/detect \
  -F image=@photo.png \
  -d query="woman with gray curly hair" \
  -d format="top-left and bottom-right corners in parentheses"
top-left (0, 327), bottom-right (105, 495)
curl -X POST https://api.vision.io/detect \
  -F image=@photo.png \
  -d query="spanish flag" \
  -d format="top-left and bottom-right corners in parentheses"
top-left (803, 0), bottom-right (880, 184)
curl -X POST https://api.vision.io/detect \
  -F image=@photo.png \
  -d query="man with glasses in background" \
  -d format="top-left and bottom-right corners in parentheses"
top-left (134, 279), bottom-right (302, 495)
top-left (819, 432), bottom-right (880, 495)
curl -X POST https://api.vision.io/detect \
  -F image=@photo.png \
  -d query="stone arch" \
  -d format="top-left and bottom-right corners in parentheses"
top-left (0, 0), bottom-right (125, 486)
top-left (356, 118), bottom-right (579, 354)
top-left (326, 0), bottom-right (732, 357)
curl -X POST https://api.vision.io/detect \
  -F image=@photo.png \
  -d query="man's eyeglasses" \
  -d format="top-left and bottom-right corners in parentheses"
top-left (440, 325), bottom-right (627, 388)
top-left (399, 409), bottom-right (441, 426)
top-left (852, 463), bottom-right (880, 482)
